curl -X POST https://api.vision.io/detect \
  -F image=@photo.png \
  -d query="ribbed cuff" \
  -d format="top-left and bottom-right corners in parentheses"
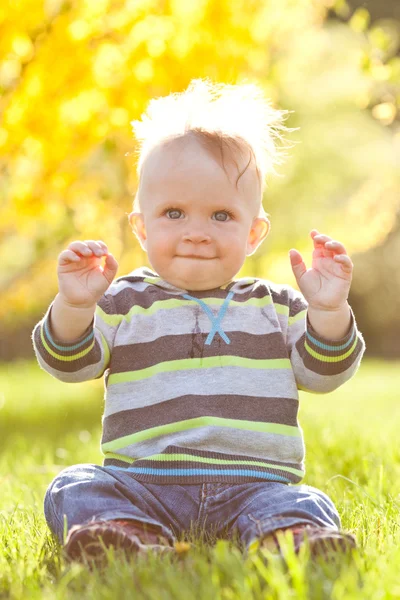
top-left (301, 309), bottom-right (361, 374)
top-left (305, 310), bottom-right (356, 356)
top-left (32, 304), bottom-right (98, 371)
top-left (41, 304), bottom-right (95, 355)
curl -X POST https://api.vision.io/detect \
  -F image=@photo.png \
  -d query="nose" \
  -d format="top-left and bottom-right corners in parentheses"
top-left (182, 229), bottom-right (211, 244)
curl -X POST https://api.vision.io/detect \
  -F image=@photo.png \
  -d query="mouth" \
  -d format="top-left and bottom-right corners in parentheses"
top-left (178, 256), bottom-right (215, 260)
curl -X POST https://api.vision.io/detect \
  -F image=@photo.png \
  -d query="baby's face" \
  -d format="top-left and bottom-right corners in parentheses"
top-left (131, 138), bottom-right (268, 291)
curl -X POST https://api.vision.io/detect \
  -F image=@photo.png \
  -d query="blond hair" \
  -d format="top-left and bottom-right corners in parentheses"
top-left (131, 79), bottom-right (291, 210)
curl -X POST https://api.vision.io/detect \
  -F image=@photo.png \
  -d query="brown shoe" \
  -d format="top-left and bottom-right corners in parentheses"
top-left (64, 519), bottom-right (174, 563)
top-left (261, 525), bottom-right (356, 559)
top-left (291, 525), bottom-right (356, 557)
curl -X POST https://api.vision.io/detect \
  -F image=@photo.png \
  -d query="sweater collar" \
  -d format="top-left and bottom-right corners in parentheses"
top-left (116, 266), bottom-right (257, 296)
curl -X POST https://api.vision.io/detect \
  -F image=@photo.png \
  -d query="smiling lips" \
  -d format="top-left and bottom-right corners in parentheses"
top-left (178, 255), bottom-right (215, 260)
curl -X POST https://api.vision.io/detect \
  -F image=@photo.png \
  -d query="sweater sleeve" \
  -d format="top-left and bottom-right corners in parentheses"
top-left (286, 288), bottom-right (366, 393)
top-left (31, 293), bottom-right (118, 383)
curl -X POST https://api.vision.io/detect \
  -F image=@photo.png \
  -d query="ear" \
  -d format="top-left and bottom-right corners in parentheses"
top-left (129, 211), bottom-right (147, 251)
top-left (246, 217), bottom-right (270, 256)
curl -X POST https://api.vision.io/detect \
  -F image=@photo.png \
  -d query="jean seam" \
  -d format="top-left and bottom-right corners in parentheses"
top-left (143, 486), bottom-right (182, 533)
top-left (248, 513), bottom-right (264, 539)
top-left (197, 483), bottom-right (208, 525)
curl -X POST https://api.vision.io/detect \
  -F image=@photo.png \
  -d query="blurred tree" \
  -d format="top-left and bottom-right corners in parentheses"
top-left (343, 0), bottom-right (400, 25)
top-left (329, 1), bottom-right (400, 356)
top-left (0, 0), bottom-right (399, 359)
top-left (349, 212), bottom-right (400, 358)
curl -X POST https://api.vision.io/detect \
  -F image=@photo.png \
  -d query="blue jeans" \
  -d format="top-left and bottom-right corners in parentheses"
top-left (44, 464), bottom-right (341, 549)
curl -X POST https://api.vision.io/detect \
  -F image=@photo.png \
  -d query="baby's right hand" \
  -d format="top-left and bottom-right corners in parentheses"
top-left (57, 240), bottom-right (119, 308)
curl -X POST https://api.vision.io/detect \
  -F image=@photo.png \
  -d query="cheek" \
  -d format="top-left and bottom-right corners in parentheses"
top-left (220, 227), bottom-right (248, 250)
top-left (148, 229), bottom-right (176, 253)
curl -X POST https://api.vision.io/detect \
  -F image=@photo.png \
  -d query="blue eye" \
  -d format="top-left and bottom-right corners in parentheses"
top-left (213, 211), bottom-right (231, 222)
top-left (166, 209), bottom-right (183, 219)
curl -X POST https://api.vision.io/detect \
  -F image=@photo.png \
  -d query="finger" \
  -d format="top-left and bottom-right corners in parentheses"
top-left (310, 229), bottom-right (325, 242)
top-left (96, 240), bottom-right (109, 254)
top-left (58, 249), bottom-right (82, 264)
top-left (325, 240), bottom-right (347, 255)
top-left (312, 239), bottom-right (334, 258)
top-left (84, 240), bottom-right (107, 257)
top-left (68, 241), bottom-right (94, 257)
top-left (334, 254), bottom-right (353, 271)
top-left (312, 244), bottom-right (335, 258)
top-left (312, 233), bottom-right (333, 247)
top-left (310, 230), bottom-right (324, 246)
top-left (102, 253), bottom-right (119, 283)
top-left (289, 249), bottom-right (307, 282)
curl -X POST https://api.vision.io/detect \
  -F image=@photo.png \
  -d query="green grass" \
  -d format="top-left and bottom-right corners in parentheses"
top-left (1, 359), bottom-right (400, 599)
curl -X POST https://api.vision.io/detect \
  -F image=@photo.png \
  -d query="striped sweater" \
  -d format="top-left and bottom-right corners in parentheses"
top-left (32, 267), bottom-right (365, 484)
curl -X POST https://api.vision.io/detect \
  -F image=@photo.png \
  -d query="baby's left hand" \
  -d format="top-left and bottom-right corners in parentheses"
top-left (289, 230), bottom-right (353, 311)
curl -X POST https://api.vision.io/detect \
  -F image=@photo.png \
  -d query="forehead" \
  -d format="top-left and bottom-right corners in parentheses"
top-left (138, 136), bottom-right (260, 207)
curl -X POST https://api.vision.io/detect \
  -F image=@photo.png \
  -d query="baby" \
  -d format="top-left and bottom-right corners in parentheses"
top-left (33, 80), bottom-right (365, 562)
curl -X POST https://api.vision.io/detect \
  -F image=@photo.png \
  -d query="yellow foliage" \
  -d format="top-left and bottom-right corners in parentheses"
top-left (0, 0), bottom-right (399, 326)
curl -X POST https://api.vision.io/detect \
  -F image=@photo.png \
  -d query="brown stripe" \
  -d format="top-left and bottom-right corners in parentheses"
top-left (289, 296), bottom-right (307, 318)
top-left (104, 283), bottom-right (273, 315)
top-left (104, 446), bottom-right (303, 471)
top-left (110, 331), bottom-right (289, 374)
top-left (270, 287), bottom-right (290, 308)
top-left (162, 445), bottom-right (302, 470)
top-left (101, 395), bottom-right (299, 443)
top-left (184, 283), bottom-right (270, 301)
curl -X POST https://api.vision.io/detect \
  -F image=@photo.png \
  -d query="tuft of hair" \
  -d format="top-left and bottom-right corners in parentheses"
top-left (131, 79), bottom-right (292, 198)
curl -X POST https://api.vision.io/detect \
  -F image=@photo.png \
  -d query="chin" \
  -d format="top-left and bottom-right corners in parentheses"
top-left (176, 278), bottom-right (210, 291)
top-left (159, 264), bottom-right (235, 291)
top-left (183, 275), bottom-right (230, 291)
top-left (169, 273), bottom-right (217, 291)
top-left (186, 282), bottom-right (214, 291)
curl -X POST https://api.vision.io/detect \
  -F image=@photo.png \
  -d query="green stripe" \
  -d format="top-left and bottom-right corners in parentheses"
top-left (97, 296), bottom-right (279, 326)
top-left (288, 309), bottom-right (307, 325)
top-left (103, 451), bottom-right (134, 464)
top-left (96, 305), bottom-right (124, 326)
top-left (305, 336), bottom-right (358, 363)
top-left (134, 453), bottom-right (304, 477)
top-left (143, 277), bottom-right (164, 285)
top-left (297, 385), bottom-right (325, 395)
top-left (93, 330), bottom-right (111, 377)
top-left (101, 416), bottom-right (301, 452)
top-left (108, 356), bottom-right (291, 385)
top-left (245, 296), bottom-right (273, 308)
top-left (40, 323), bottom-right (95, 362)
top-left (274, 303), bottom-right (289, 317)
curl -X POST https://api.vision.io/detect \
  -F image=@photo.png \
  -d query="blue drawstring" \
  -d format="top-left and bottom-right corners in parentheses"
top-left (183, 291), bottom-right (234, 345)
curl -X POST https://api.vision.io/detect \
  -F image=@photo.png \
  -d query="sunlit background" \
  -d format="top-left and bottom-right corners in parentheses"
top-left (1, 0), bottom-right (399, 359)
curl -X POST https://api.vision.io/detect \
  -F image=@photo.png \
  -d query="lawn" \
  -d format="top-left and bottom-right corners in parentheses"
top-left (1, 359), bottom-right (399, 599)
